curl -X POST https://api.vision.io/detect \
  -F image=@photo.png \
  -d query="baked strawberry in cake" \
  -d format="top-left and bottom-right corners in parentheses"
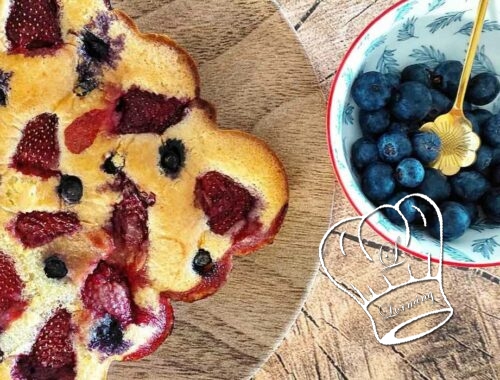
top-left (0, 0), bottom-right (288, 379)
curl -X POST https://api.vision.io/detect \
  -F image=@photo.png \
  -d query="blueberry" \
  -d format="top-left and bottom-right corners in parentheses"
top-left (90, 314), bottom-right (126, 354)
top-left (57, 175), bottom-right (83, 204)
top-left (418, 168), bottom-right (451, 203)
top-left (0, 71), bottom-right (12, 107)
top-left (395, 158), bottom-right (425, 188)
top-left (351, 138), bottom-right (379, 170)
top-left (103, 157), bottom-right (118, 174)
top-left (390, 81), bottom-right (432, 121)
top-left (415, 198), bottom-right (432, 218)
top-left (466, 73), bottom-right (500, 106)
top-left (425, 89), bottom-right (452, 121)
top-left (430, 201), bottom-right (471, 241)
top-left (482, 113), bottom-right (500, 147)
top-left (359, 109), bottom-right (390, 136)
top-left (193, 249), bottom-right (214, 275)
top-left (490, 165), bottom-right (500, 186)
top-left (377, 132), bottom-right (412, 164)
top-left (471, 108), bottom-right (493, 127)
top-left (461, 202), bottom-right (479, 224)
top-left (464, 111), bottom-right (480, 134)
top-left (385, 73), bottom-right (400, 88)
top-left (362, 163), bottom-right (396, 202)
top-left (82, 31), bottom-right (110, 62)
top-left (412, 132), bottom-right (442, 164)
top-left (474, 145), bottom-right (493, 172)
top-left (492, 148), bottom-right (500, 165)
top-left (450, 171), bottom-right (490, 202)
top-left (401, 64), bottom-right (432, 87)
top-left (352, 72), bottom-right (392, 111)
top-left (102, 153), bottom-right (124, 174)
top-left (44, 256), bottom-right (68, 279)
top-left (159, 139), bottom-right (186, 178)
top-left (432, 60), bottom-right (463, 98)
top-left (482, 188), bottom-right (500, 222)
top-left (388, 121), bottom-right (419, 134)
top-left (74, 59), bottom-right (100, 97)
top-left (384, 192), bottom-right (418, 224)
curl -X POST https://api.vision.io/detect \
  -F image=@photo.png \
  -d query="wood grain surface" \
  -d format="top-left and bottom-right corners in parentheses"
top-left (106, 1), bottom-right (330, 379)
top-left (105, 1), bottom-right (500, 379)
top-left (256, 1), bottom-right (500, 380)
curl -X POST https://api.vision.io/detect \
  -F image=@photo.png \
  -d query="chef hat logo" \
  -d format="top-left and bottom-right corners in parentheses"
top-left (319, 194), bottom-right (454, 345)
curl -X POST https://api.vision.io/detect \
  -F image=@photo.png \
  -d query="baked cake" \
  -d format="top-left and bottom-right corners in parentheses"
top-left (0, 0), bottom-right (289, 378)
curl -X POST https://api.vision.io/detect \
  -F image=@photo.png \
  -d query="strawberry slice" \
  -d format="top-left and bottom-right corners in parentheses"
top-left (65, 86), bottom-right (122, 153)
top-left (0, 253), bottom-right (26, 331)
top-left (11, 113), bottom-right (60, 178)
top-left (82, 261), bottom-right (133, 326)
top-left (64, 109), bottom-right (112, 154)
top-left (11, 211), bottom-right (81, 248)
top-left (113, 86), bottom-right (187, 135)
top-left (13, 309), bottom-right (76, 380)
top-left (195, 171), bottom-right (257, 235)
top-left (6, 0), bottom-right (63, 54)
top-left (110, 177), bottom-right (155, 258)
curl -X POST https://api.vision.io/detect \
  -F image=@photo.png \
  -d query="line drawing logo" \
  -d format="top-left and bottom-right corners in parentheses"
top-left (319, 193), bottom-right (454, 345)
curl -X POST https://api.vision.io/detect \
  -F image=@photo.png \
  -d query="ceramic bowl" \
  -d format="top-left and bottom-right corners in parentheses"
top-left (328, 0), bottom-right (500, 266)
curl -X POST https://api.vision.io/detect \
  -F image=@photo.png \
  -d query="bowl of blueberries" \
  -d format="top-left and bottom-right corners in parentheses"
top-left (328, 0), bottom-right (500, 266)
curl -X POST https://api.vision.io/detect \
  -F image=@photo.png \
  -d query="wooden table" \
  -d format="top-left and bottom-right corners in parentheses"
top-left (256, 1), bottom-right (500, 379)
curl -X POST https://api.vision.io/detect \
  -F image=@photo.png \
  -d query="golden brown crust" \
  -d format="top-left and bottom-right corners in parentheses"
top-left (113, 10), bottom-right (201, 98)
top-left (189, 98), bottom-right (218, 121)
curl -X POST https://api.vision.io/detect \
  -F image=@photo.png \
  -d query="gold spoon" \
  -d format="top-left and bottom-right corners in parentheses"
top-left (420, 0), bottom-right (489, 176)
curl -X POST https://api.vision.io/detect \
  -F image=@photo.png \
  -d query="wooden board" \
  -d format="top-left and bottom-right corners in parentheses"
top-left (106, 1), bottom-right (330, 379)
top-left (257, 1), bottom-right (500, 379)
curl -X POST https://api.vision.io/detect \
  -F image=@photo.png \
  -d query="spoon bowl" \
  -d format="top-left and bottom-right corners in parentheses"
top-left (420, 109), bottom-right (481, 176)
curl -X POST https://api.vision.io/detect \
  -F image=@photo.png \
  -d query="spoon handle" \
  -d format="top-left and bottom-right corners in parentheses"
top-left (453, 0), bottom-right (490, 110)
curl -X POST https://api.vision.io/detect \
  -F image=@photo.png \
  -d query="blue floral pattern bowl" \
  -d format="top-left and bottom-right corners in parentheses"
top-left (328, 0), bottom-right (500, 266)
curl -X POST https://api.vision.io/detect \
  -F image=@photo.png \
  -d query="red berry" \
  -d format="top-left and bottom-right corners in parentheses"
top-left (11, 113), bottom-right (60, 178)
top-left (6, 0), bottom-right (63, 54)
top-left (33, 310), bottom-right (74, 368)
top-left (195, 171), bottom-right (256, 235)
top-left (11, 211), bottom-right (81, 248)
top-left (114, 86), bottom-right (186, 135)
top-left (82, 261), bottom-right (133, 326)
top-left (110, 179), bottom-right (155, 255)
top-left (13, 309), bottom-right (76, 380)
top-left (0, 253), bottom-right (26, 331)
top-left (64, 109), bottom-right (111, 154)
top-left (65, 86), bottom-right (122, 153)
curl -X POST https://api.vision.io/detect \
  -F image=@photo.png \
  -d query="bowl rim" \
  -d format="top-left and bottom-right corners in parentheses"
top-left (326, 0), bottom-right (500, 268)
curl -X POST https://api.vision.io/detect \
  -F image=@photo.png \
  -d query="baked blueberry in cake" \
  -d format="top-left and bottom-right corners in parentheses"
top-left (0, 0), bottom-right (289, 378)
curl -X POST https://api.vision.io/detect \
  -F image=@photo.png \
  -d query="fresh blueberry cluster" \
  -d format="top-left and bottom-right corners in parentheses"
top-left (350, 61), bottom-right (500, 241)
